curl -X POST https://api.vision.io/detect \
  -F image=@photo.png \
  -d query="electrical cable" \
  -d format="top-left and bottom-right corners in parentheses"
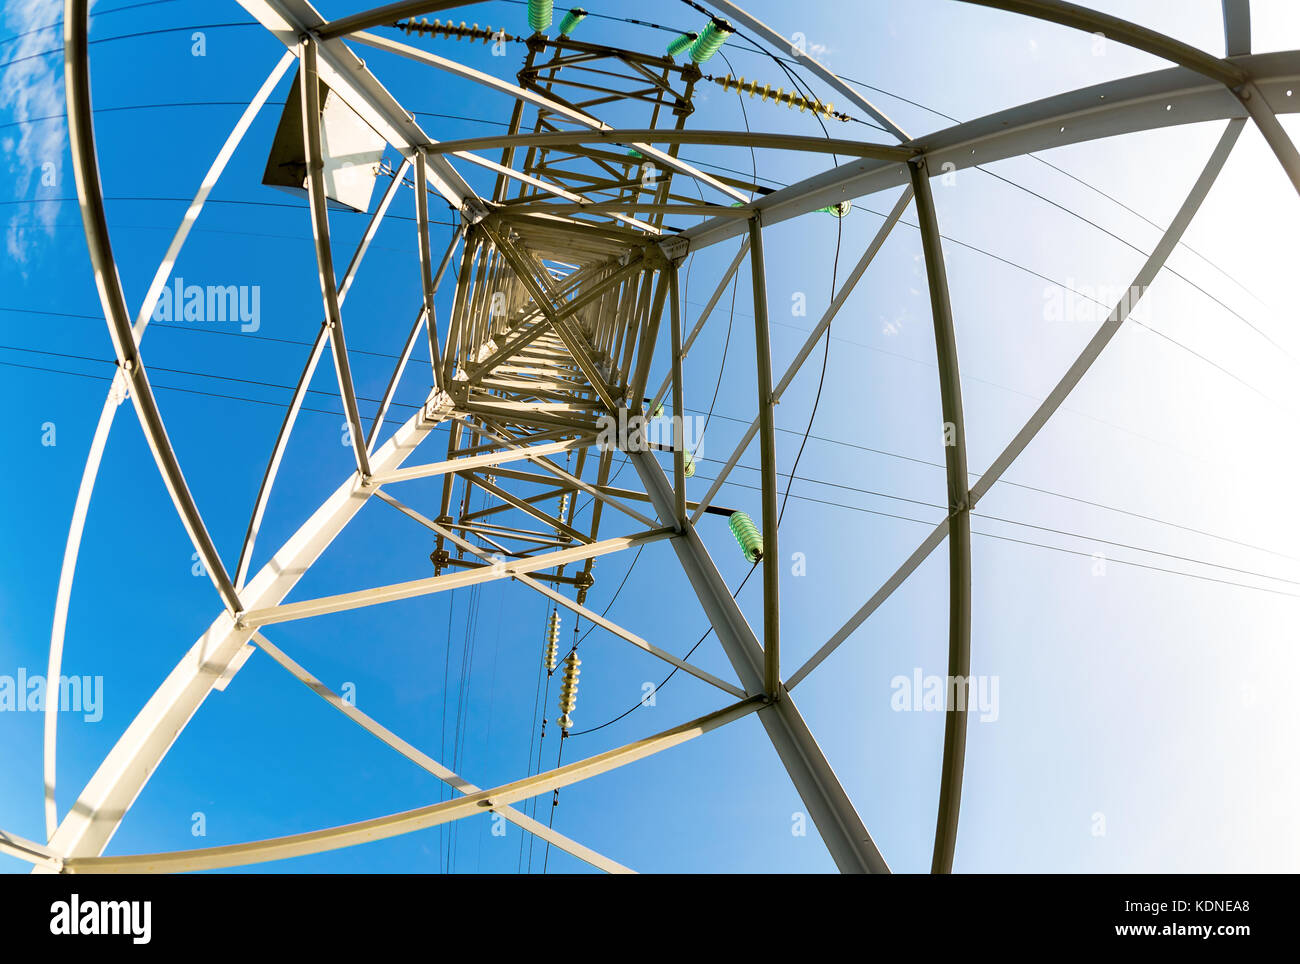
top-left (12, 6), bottom-right (1296, 798)
top-left (5, 336), bottom-right (1288, 563)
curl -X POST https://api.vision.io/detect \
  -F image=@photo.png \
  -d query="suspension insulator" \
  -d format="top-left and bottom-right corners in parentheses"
top-left (666, 32), bottom-right (697, 58)
top-left (527, 0), bottom-right (553, 33)
top-left (652, 400), bottom-right (664, 419)
top-left (817, 199), bottom-right (853, 217)
top-left (557, 7), bottom-right (586, 36)
top-left (545, 610), bottom-right (561, 672)
top-left (683, 449), bottom-right (696, 478)
top-left (398, 18), bottom-right (514, 43)
top-left (689, 17), bottom-right (732, 64)
top-left (728, 511), bottom-right (763, 562)
top-left (710, 74), bottom-right (846, 121)
top-left (557, 651), bottom-right (581, 730)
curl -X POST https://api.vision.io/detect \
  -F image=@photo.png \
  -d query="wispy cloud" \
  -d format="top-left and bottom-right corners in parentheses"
top-left (1, 0), bottom-right (66, 267)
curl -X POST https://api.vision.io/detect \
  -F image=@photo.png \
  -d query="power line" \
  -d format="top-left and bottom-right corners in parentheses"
top-left (692, 9), bottom-right (1270, 310)
top-left (0, 21), bottom-right (260, 74)
top-left (702, 457), bottom-right (1300, 587)
top-left (13, 127), bottom-right (1276, 406)
top-left (0, 0), bottom-right (182, 48)
top-left (27, 11), bottom-right (1297, 662)
top-left (7, 304), bottom-right (1291, 562)
top-left (11, 330), bottom-right (1296, 741)
top-left (566, 454), bottom-right (1300, 735)
top-left (692, 406), bottom-right (1299, 563)
top-left (17, 0), bottom-right (1294, 875)
top-left (8, 12), bottom-right (1273, 337)
top-left (569, 462), bottom-right (1300, 738)
top-left (0, 342), bottom-right (424, 410)
top-left (666, 4), bottom-right (1288, 364)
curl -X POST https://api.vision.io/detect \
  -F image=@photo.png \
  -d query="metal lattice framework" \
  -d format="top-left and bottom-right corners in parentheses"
top-left (7, 0), bottom-right (1298, 874)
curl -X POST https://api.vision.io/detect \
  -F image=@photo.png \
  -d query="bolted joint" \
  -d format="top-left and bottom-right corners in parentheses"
top-left (658, 235), bottom-right (690, 264)
top-left (573, 569), bottom-right (594, 605)
top-left (460, 196), bottom-right (490, 224)
top-left (423, 389), bottom-right (455, 423)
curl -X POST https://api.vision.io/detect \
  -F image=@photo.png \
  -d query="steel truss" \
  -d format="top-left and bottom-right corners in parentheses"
top-left (23, 0), bottom-right (1298, 874)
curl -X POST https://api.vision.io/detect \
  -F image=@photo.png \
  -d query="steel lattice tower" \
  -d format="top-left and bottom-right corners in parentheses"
top-left (8, 0), bottom-right (1297, 874)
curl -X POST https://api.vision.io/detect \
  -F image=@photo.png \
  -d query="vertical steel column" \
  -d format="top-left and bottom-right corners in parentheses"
top-left (649, 238), bottom-right (750, 417)
top-left (1222, 0), bottom-right (1251, 55)
top-left (748, 216), bottom-right (781, 698)
top-left (668, 260), bottom-right (687, 525)
top-left (443, 230), bottom-right (478, 384)
top-left (414, 149), bottom-right (443, 386)
top-left (908, 157), bottom-right (972, 875)
top-left (300, 34), bottom-right (371, 479)
top-left (625, 268), bottom-right (668, 409)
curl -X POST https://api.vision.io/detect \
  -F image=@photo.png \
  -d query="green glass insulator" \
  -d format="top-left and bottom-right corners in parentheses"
top-left (817, 199), bottom-right (853, 217)
top-left (689, 18), bottom-right (732, 64)
top-left (666, 32), bottom-right (696, 58)
top-left (728, 511), bottom-right (763, 562)
top-left (527, 0), bottom-right (553, 33)
top-left (557, 7), bottom-right (586, 35)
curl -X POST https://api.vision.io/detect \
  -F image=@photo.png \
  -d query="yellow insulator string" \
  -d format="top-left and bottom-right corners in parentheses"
top-left (398, 18), bottom-right (520, 43)
top-left (543, 620), bottom-right (582, 873)
top-left (544, 608), bottom-right (561, 673)
top-left (707, 73), bottom-right (852, 122)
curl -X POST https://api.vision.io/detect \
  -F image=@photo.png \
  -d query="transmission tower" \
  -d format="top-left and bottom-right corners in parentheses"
top-left (9, 0), bottom-right (1297, 874)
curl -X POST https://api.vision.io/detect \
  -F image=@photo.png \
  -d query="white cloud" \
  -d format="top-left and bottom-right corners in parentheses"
top-left (1, 0), bottom-right (67, 266)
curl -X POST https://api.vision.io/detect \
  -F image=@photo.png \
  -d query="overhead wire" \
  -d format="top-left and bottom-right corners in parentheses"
top-left (5, 330), bottom-right (1291, 565)
top-left (0, 0), bottom-right (182, 48)
top-left (557, 3), bottom-right (1299, 733)
top-left (10, 6), bottom-right (1296, 799)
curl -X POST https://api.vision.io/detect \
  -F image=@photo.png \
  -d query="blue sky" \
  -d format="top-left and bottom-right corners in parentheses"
top-left (2, 0), bottom-right (1299, 873)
